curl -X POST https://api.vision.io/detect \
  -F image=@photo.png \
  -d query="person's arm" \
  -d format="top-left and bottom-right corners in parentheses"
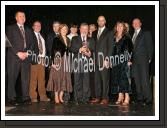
top-left (6, 26), bottom-right (17, 55)
top-left (70, 37), bottom-right (80, 54)
top-left (145, 31), bottom-right (153, 62)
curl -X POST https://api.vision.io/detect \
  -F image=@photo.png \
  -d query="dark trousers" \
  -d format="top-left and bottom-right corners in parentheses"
top-left (95, 65), bottom-right (110, 99)
top-left (133, 59), bottom-right (152, 102)
top-left (7, 55), bottom-right (30, 101)
top-left (74, 72), bottom-right (90, 102)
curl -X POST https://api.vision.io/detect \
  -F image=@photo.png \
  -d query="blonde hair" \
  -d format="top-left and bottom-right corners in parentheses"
top-left (59, 24), bottom-right (69, 34)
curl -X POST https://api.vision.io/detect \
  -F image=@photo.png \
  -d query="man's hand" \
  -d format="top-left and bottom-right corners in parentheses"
top-left (79, 47), bottom-right (86, 53)
top-left (17, 52), bottom-right (28, 60)
top-left (104, 60), bottom-right (109, 69)
top-left (83, 50), bottom-right (91, 57)
top-left (128, 61), bottom-right (132, 66)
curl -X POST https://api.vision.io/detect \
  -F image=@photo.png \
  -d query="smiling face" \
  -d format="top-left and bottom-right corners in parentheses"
top-left (15, 12), bottom-right (26, 25)
top-left (80, 25), bottom-right (89, 37)
top-left (33, 21), bottom-right (41, 33)
top-left (60, 26), bottom-right (68, 36)
top-left (132, 18), bottom-right (142, 30)
top-left (116, 23), bottom-right (124, 33)
top-left (53, 23), bottom-right (60, 33)
top-left (70, 27), bottom-right (78, 34)
top-left (89, 25), bottom-right (96, 33)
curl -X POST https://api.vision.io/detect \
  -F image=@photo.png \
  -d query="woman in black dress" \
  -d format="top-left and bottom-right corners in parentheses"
top-left (47, 24), bottom-right (72, 104)
top-left (111, 21), bottom-right (133, 106)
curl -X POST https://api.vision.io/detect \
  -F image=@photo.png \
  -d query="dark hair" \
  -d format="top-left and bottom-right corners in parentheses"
top-left (15, 11), bottom-right (25, 17)
top-left (70, 23), bottom-right (78, 28)
top-left (132, 18), bottom-right (142, 23)
top-left (80, 23), bottom-right (88, 28)
top-left (33, 20), bottom-right (41, 26)
top-left (53, 21), bottom-right (61, 25)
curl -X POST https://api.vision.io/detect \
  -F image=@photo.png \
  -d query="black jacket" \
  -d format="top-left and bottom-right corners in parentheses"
top-left (6, 23), bottom-right (34, 62)
top-left (51, 36), bottom-right (71, 63)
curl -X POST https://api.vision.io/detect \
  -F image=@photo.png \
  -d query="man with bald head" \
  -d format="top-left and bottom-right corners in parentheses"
top-left (6, 11), bottom-right (33, 105)
top-left (90, 15), bottom-right (111, 105)
top-left (131, 18), bottom-right (153, 105)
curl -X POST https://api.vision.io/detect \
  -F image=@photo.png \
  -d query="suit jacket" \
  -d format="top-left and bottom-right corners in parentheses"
top-left (132, 29), bottom-right (153, 62)
top-left (70, 35), bottom-right (95, 58)
top-left (6, 23), bottom-right (33, 61)
top-left (30, 32), bottom-right (48, 65)
top-left (46, 32), bottom-right (59, 57)
top-left (92, 27), bottom-right (111, 66)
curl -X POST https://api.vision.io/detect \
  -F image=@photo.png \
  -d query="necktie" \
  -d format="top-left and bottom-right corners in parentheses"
top-left (132, 30), bottom-right (138, 44)
top-left (83, 36), bottom-right (86, 42)
top-left (20, 26), bottom-right (26, 48)
top-left (38, 33), bottom-right (43, 54)
top-left (97, 28), bottom-right (102, 40)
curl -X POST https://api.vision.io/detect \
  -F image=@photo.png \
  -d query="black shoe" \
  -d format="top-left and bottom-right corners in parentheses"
top-left (23, 99), bottom-right (32, 105)
top-left (8, 100), bottom-right (19, 106)
top-left (82, 101), bottom-right (89, 105)
top-left (75, 102), bottom-right (79, 105)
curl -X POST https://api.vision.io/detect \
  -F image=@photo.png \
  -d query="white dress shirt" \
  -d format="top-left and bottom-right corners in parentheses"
top-left (67, 33), bottom-right (78, 41)
top-left (17, 23), bottom-right (24, 30)
top-left (34, 31), bottom-right (46, 57)
top-left (133, 28), bottom-right (141, 38)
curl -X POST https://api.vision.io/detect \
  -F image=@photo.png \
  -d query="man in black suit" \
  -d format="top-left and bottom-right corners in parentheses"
top-left (131, 18), bottom-right (153, 105)
top-left (90, 16), bottom-right (111, 105)
top-left (70, 23), bottom-right (95, 104)
top-left (6, 11), bottom-right (33, 105)
top-left (46, 21), bottom-right (61, 57)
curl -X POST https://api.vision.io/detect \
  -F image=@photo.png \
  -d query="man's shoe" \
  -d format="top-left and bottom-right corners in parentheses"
top-left (100, 99), bottom-right (109, 105)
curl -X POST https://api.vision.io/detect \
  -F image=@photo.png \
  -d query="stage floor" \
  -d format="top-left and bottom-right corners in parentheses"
top-left (5, 101), bottom-right (154, 116)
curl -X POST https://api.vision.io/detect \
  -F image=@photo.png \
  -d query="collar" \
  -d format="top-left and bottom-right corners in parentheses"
top-left (34, 31), bottom-right (40, 36)
top-left (98, 26), bottom-right (105, 32)
top-left (17, 23), bottom-right (24, 28)
top-left (135, 28), bottom-right (141, 34)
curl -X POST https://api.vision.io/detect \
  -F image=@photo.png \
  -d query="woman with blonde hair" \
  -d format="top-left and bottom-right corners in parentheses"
top-left (47, 24), bottom-right (72, 104)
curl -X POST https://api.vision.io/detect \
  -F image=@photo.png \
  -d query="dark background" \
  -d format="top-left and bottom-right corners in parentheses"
top-left (5, 5), bottom-right (155, 38)
top-left (5, 5), bottom-right (155, 75)
top-left (2, 1), bottom-right (167, 128)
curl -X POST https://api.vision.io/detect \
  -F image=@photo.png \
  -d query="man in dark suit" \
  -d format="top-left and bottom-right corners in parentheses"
top-left (46, 21), bottom-right (61, 57)
top-left (6, 11), bottom-right (33, 105)
top-left (70, 23), bottom-right (95, 104)
top-left (45, 21), bottom-right (61, 100)
top-left (90, 16), bottom-right (111, 105)
top-left (131, 18), bottom-right (153, 105)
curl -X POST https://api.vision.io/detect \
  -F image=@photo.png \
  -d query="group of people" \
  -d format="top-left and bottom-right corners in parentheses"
top-left (6, 11), bottom-right (153, 107)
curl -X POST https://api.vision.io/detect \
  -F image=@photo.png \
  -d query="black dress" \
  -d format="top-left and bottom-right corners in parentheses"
top-left (111, 35), bottom-right (133, 94)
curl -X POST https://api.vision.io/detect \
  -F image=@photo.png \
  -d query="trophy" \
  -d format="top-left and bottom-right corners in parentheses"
top-left (82, 36), bottom-right (89, 53)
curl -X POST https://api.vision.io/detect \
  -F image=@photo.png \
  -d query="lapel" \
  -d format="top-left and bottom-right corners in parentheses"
top-left (134, 29), bottom-right (143, 50)
top-left (15, 24), bottom-right (24, 40)
top-left (15, 24), bottom-right (28, 46)
top-left (78, 36), bottom-right (83, 47)
top-left (98, 27), bottom-right (108, 42)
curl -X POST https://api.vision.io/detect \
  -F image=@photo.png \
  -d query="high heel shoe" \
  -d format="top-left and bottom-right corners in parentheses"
top-left (115, 93), bottom-right (124, 105)
top-left (115, 99), bottom-right (124, 105)
top-left (122, 93), bottom-right (130, 106)
top-left (122, 101), bottom-right (129, 106)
